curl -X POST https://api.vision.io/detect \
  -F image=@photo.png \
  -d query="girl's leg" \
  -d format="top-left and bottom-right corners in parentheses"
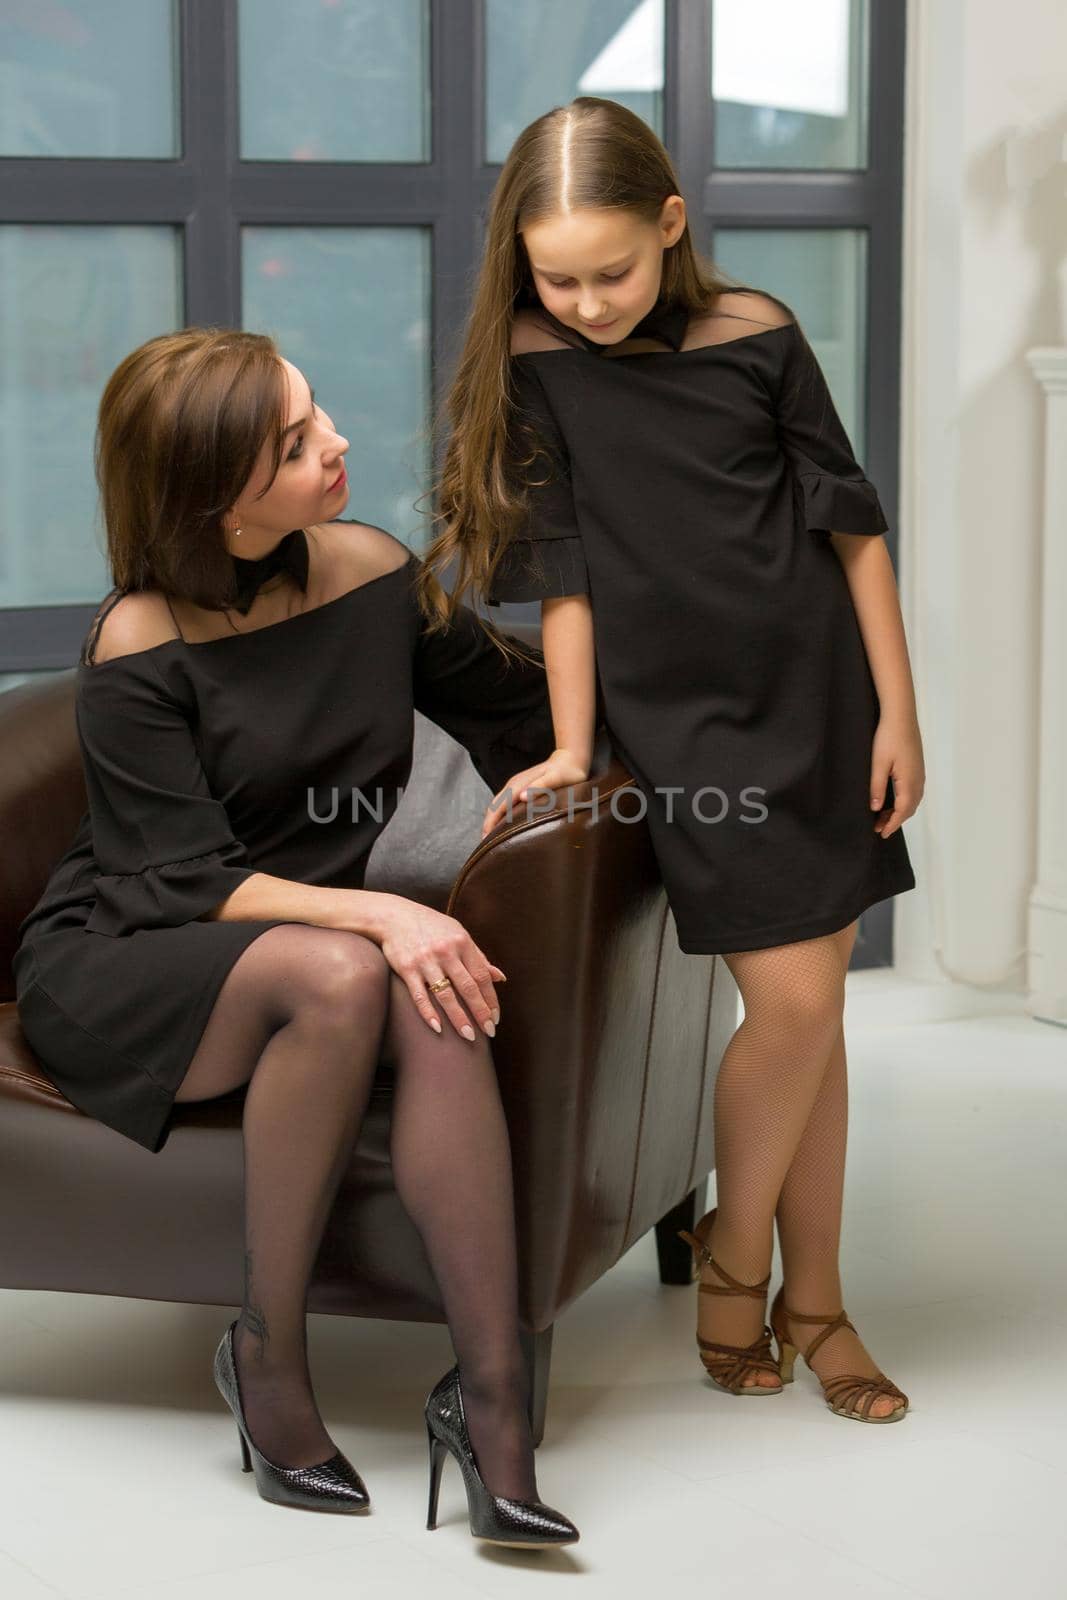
top-left (380, 972), bottom-right (539, 1503)
top-left (775, 921), bottom-right (901, 1416)
top-left (772, 921), bottom-right (855, 1304)
top-left (698, 930), bottom-right (848, 1385)
top-left (174, 923), bottom-right (391, 1468)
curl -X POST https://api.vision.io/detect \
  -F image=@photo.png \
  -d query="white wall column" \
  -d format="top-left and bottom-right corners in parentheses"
top-left (895, 0), bottom-right (1067, 1014)
top-left (1025, 349), bottom-right (1067, 1024)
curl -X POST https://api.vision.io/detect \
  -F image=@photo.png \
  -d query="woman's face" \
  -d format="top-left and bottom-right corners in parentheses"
top-left (224, 358), bottom-right (350, 555)
top-left (520, 196), bottom-right (686, 345)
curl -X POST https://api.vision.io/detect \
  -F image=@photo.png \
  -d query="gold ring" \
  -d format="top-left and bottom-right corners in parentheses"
top-left (428, 977), bottom-right (453, 994)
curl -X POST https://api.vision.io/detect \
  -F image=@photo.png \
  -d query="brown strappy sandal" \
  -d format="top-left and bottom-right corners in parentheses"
top-left (676, 1208), bottom-right (783, 1395)
top-left (769, 1286), bottom-right (908, 1422)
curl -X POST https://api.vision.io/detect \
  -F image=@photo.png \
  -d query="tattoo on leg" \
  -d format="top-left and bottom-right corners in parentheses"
top-left (239, 1249), bottom-right (269, 1359)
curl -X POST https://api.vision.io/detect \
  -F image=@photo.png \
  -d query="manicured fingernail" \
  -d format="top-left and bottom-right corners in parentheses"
top-left (429, 1017), bottom-right (442, 1033)
top-left (483, 1019), bottom-right (496, 1037)
top-left (491, 1008), bottom-right (500, 1025)
top-left (461, 1024), bottom-right (476, 1041)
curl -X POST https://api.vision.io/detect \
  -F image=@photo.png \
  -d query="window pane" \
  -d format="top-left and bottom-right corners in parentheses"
top-left (0, 226), bottom-right (182, 607)
top-left (711, 0), bottom-right (870, 170)
top-left (243, 228), bottom-right (431, 548)
top-left (486, 0), bottom-right (664, 165)
top-left (238, 0), bottom-right (430, 162)
top-left (714, 229), bottom-right (869, 451)
top-left (0, 0), bottom-right (178, 158)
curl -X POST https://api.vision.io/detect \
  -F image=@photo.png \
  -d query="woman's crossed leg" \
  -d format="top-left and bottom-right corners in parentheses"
top-left (175, 922), bottom-right (538, 1496)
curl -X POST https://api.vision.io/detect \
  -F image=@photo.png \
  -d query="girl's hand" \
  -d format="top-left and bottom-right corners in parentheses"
top-left (870, 715), bottom-right (925, 838)
top-left (481, 747), bottom-right (591, 838)
top-left (373, 897), bottom-right (505, 1040)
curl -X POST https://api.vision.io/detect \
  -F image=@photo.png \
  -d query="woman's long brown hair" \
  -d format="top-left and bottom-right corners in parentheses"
top-left (415, 96), bottom-right (765, 661)
top-left (95, 327), bottom-right (292, 611)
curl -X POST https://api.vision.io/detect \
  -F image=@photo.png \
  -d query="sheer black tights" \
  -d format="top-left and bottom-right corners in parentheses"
top-left (174, 923), bottom-right (537, 1499)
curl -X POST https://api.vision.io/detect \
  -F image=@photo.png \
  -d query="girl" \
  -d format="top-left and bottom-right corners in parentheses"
top-left (420, 98), bottom-right (924, 1423)
top-left (12, 328), bottom-right (579, 1542)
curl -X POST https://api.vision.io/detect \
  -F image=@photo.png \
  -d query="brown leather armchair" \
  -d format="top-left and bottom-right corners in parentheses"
top-left (0, 630), bottom-right (735, 1443)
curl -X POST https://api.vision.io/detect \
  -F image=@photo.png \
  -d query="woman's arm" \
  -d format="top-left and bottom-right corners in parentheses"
top-left (410, 577), bottom-right (558, 795)
top-left (200, 871), bottom-right (505, 1040)
top-left (197, 873), bottom-right (394, 937)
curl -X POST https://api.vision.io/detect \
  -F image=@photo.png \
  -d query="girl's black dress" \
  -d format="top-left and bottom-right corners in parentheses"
top-left (12, 525), bottom-right (555, 1154)
top-left (487, 292), bottom-right (916, 955)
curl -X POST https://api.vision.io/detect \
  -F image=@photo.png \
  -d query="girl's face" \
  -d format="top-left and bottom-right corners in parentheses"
top-left (224, 358), bottom-right (350, 555)
top-left (521, 196), bottom-right (686, 345)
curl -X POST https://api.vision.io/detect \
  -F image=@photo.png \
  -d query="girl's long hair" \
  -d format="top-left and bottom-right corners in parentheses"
top-left (415, 96), bottom-right (763, 659)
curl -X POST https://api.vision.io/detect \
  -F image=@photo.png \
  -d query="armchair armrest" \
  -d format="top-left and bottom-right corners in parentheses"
top-left (443, 728), bottom-right (733, 1328)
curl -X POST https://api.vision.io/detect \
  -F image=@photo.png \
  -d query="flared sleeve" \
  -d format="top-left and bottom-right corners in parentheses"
top-left (76, 653), bottom-right (255, 936)
top-left (412, 595), bottom-right (557, 795)
top-left (774, 321), bottom-right (889, 539)
top-left (485, 358), bottom-right (590, 604)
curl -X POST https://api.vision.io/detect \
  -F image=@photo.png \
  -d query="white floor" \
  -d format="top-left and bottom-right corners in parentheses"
top-left (1, 991), bottom-right (1065, 1600)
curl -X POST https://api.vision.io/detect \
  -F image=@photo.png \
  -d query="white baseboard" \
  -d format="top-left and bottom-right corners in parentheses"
top-left (843, 968), bottom-right (1030, 1030)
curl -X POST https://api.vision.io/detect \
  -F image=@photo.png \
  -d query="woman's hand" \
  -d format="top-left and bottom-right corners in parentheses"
top-left (369, 896), bottom-right (505, 1040)
top-left (480, 747), bottom-right (591, 838)
top-left (870, 715), bottom-right (925, 838)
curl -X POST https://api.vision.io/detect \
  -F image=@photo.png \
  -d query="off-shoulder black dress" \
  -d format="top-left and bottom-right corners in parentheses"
top-left (12, 529), bottom-right (554, 1154)
top-left (487, 293), bottom-right (916, 955)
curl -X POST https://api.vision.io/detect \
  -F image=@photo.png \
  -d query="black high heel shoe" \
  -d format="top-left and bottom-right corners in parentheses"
top-left (213, 1320), bottom-right (370, 1513)
top-left (424, 1365), bottom-right (579, 1548)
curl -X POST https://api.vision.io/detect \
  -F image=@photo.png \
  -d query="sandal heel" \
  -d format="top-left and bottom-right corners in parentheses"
top-left (678, 1209), bottom-right (783, 1396)
top-left (677, 1227), bottom-right (705, 1278)
top-left (768, 1286), bottom-right (908, 1423)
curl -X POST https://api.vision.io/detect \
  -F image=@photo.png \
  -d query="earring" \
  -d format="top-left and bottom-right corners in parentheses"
top-left (234, 527), bottom-right (241, 538)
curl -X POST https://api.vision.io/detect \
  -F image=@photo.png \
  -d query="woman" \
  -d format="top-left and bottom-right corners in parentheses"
top-left (12, 327), bottom-right (579, 1545)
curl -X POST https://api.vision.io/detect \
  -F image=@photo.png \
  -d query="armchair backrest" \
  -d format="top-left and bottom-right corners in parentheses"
top-left (0, 673), bottom-right (86, 1001)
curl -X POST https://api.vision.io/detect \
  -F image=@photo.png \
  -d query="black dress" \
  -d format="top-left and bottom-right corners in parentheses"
top-left (487, 292), bottom-right (916, 955)
top-left (12, 524), bottom-right (555, 1155)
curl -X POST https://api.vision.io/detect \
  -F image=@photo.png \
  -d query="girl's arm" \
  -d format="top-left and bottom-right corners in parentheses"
top-left (479, 593), bottom-right (597, 836)
top-left (830, 533), bottom-right (925, 836)
top-left (541, 592), bottom-right (597, 773)
top-left (759, 304), bottom-right (925, 840)
top-left (479, 353), bottom-right (596, 834)
top-left (828, 534), bottom-right (916, 722)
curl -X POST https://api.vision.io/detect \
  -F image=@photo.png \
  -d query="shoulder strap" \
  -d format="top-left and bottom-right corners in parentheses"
top-left (81, 588), bottom-right (126, 667)
top-left (163, 592), bottom-right (185, 644)
top-left (80, 587), bottom-right (186, 666)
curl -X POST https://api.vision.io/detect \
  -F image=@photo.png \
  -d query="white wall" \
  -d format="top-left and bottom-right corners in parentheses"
top-left (896, 0), bottom-right (1067, 999)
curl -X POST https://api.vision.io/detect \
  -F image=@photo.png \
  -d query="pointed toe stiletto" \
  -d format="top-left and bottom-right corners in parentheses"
top-left (677, 1208), bottom-right (783, 1394)
top-left (213, 1320), bottom-right (371, 1511)
top-left (424, 1365), bottom-right (580, 1548)
top-left (769, 1287), bottom-right (909, 1422)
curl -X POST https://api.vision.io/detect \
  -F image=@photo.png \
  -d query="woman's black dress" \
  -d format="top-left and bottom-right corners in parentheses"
top-left (12, 526), bottom-right (555, 1154)
top-left (487, 293), bottom-right (916, 955)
